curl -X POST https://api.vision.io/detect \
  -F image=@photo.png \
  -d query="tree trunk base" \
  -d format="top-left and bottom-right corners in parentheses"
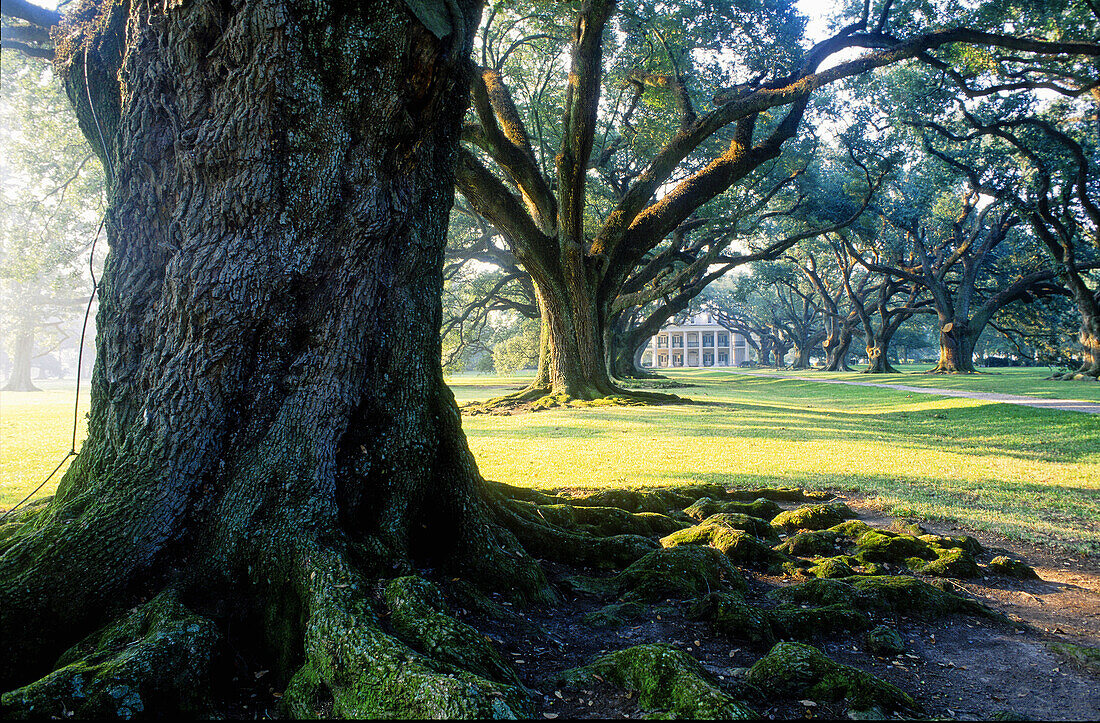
top-left (462, 383), bottom-right (684, 415)
top-left (0, 481), bottom-right (684, 719)
top-left (924, 365), bottom-right (980, 374)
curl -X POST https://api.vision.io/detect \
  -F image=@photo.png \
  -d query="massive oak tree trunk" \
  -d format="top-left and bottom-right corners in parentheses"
top-left (792, 338), bottom-right (815, 370)
top-left (538, 281), bottom-right (620, 397)
top-left (863, 331), bottom-right (901, 374)
top-left (0, 1), bottom-right (588, 717)
top-left (930, 320), bottom-right (978, 373)
top-left (822, 323), bottom-right (853, 371)
top-left (608, 321), bottom-right (658, 381)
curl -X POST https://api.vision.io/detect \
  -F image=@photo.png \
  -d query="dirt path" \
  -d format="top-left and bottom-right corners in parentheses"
top-left (740, 372), bottom-right (1100, 414)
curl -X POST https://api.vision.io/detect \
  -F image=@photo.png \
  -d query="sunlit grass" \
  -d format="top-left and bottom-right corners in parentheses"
top-left (456, 370), bottom-right (1100, 553)
top-left (736, 363), bottom-right (1100, 401)
top-left (3, 370), bottom-right (1098, 553)
top-left (0, 381), bottom-right (89, 509)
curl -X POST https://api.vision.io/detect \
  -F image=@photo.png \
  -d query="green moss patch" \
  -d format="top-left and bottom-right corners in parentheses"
top-left (854, 530), bottom-right (936, 564)
top-left (807, 556), bottom-right (857, 579)
top-left (1047, 642), bottom-right (1100, 675)
top-left (771, 575), bottom-right (994, 619)
top-left (746, 642), bottom-right (919, 714)
top-left (700, 512), bottom-right (779, 542)
top-left (558, 644), bottom-right (757, 719)
top-left (728, 488), bottom-right (833, 503)
top-left (689, 593), bottom-right (777, 648)
top-left (767, 603), bottom-right (872, 640)
top-left (616, 546), bottom-right (748, 602)
top-left (989, 556), bottom-right (1040, 580)
top-left (866, 626), bottom-right (906, 656)
top-left (772, 503), bottom-right (855, 532)
top-left (684, 497), bottom-right (783, 522)
top-left (920, 534), bottom-right (984, 556)
top-left (582, 602), bottom-right (649, 629)
top-left (660, 522), bottom-right (783, 567)
top-left (920, 547), bottom-right (981, 579)
top-left (775, 529), bottom-right (843, 557)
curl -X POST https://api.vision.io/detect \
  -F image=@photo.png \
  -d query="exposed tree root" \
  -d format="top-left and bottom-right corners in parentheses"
top-left (558, 644), bottom-right (757, 719)
top-left (0, 590), bottom-right (220, 718)
top-left (1048, 364), bottom-right (1100, 381)
top-left (4, 480), bottom-right (1037, 719)
top-left (282, 545), bottom-right (533, 719)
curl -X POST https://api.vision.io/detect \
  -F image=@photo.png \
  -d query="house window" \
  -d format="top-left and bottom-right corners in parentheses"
top-left (717, 333), bottom-right (729, 346)
top-left (718, 352), bottom-right (728, 365)
top-left (672, 336), bottom-right (683, 348)
top-left (734, 334), bottom-right (746, 347)
top-left (702, 333), bottom-right (714, 346)
top-left (657, 336), bottom-right (668, 348)
top-left (687, 333), bottom-right (699, 347)
top-left (703, 353), bottom-right (714, 366)
top-left (658, 353), bottom-right (668, 366)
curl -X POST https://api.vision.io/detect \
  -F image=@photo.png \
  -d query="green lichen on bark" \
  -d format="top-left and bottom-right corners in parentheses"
top-left (558, 644), bottom-right (757, 719)
top-left (282, 550), bottom-right (532, 719)
top-left (746, 642), bottom-right (919, 714)
top-left (0, 591), bottom-right (219, 719)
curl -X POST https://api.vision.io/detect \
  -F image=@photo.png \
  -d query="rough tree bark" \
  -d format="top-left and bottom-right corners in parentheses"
top-left (0, 1), bottom-right (648, 717)
top-left (932, 320), bottom-right (978, 374)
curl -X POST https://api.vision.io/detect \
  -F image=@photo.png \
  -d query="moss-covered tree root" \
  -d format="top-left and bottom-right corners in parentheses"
top-left (557, 644), bottom-right (757, 720)
top-left (746, 642), bottom-right (920, 715)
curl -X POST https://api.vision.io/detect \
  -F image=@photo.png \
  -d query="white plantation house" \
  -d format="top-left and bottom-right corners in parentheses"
top-left (640, 313), bottom-right (751, 368)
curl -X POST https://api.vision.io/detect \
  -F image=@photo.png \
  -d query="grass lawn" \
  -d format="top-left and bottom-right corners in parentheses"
top-left (454, 368), bottom-right (1100, 554)
top-left (736, 363), bottom-right (1100, 401)
top-left (1, 380), bottom-right (89, 510)
top-left (4, 369), bottom-right (1099, 553)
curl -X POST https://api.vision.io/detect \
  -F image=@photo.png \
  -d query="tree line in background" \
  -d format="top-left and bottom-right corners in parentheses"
top-left (4, 2), bottom-right (1096, 390)
top-left (442, 0), bottom-right (1099, 386)
top-left (0, 50), bottom-right (104, 390)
